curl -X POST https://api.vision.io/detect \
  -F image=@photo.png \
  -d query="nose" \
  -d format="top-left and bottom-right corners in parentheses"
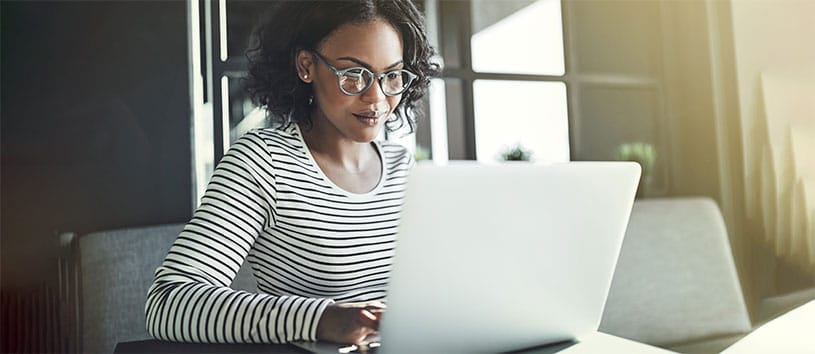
top-left (360, 75), bottom-right (387, 104)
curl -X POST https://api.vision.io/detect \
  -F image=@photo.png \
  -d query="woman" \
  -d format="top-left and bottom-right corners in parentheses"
top-left (144, 0), bottom-right (438, 346)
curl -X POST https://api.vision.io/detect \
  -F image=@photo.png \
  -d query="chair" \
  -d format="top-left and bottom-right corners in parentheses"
top-left (599, 198), bottom-right (752, 353)
top-left (75, 223), bottom-right (257, 353)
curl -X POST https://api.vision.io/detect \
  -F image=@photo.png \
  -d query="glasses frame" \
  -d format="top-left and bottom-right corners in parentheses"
top-left (310, 51), bottom-right (417, 97)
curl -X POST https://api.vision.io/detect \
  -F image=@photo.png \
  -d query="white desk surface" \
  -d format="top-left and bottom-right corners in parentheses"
top-left (722, 299), bottom-right (815, 353)
top-left (293, 332), bottom-right (674, 354)
top-left (556, 332), bottom-right (675, 353)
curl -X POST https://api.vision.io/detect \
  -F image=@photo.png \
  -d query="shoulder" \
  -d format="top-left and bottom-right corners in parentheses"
top-left (233, 124), bottom-right (306, 158)
top-left (244, 124), bottom-right (300, 148)
top-left (224, 125), bottom-right (305, 169)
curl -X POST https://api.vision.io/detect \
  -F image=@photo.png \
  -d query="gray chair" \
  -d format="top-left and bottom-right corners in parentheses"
top-left (76, 223), bottom-right (257, 353)
top-left (599, 198), bottom-right (752, 353)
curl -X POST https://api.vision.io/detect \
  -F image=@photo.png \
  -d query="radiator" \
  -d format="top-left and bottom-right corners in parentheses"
top-left (0, 236), bottom-right (79, 353)
top-left (1, 285), bottom-right (63, 353)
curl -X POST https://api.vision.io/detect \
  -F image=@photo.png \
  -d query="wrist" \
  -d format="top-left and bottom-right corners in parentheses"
top-left (312, 300), bottom-right (336, 341)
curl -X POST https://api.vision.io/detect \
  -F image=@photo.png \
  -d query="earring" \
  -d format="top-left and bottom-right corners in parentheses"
top-left (303, 74), bottom-right (309, 80)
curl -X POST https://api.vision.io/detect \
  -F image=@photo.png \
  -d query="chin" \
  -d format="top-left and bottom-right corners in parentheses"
top-left (351, 128), bottom-right (383, 143)
top-left (347, 120), bottom-right (386, 142)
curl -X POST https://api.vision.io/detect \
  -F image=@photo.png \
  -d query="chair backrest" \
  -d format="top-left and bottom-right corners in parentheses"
top-left (599, 198), bottom-right (751, 346)
top-left (77, 223), bottom-right (257, 353)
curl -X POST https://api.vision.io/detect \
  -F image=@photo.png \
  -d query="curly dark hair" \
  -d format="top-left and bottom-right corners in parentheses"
top-left (244, 0), bottom-right (440, 133)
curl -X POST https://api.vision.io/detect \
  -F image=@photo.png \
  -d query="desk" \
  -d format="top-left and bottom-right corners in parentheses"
top-left (114, 340), bottom-right (304, 353)
top-left (115, 332), bottom-right (672, 354)
top-left (561, 333), bottom-right (674, 353)
top-left (722, 299), bottom-right (815, 353)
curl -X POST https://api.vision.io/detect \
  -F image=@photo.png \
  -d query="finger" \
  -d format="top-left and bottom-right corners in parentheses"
top-left (357, 309), bottom-right (381, 329)
top-left (363, 307), bottom-right (385, 321)
top-left (351, 326), bottom-right (378, 345)
top-left (359, 308), bottom-right (379, 323)
top-left (363, 332), bottom-right (381, 344)
top-left (336, 300), bottom-right (386, 310)
top-left (363, 300), bottom-right (387, 309)
top-left (358, 340), bottom-right (380, 352)
top-left (364, 305), bottom-right (387, 319)
top-left (370, 299), bottom-right (387, 306)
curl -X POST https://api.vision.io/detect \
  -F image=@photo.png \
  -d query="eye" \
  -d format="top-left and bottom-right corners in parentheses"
top-left (343, 68), bottom-right (366, 80)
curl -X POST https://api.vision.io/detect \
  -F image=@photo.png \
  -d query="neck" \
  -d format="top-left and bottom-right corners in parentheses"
top-left (299, 114), bottom-right (377, 173)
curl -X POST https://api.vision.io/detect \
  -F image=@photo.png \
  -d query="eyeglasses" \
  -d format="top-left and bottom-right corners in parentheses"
top-left (311, 51), bottom-right (417, 97)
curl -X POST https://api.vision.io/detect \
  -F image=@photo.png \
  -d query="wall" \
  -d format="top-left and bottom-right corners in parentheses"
top-left (730, 0), bottom-right (815, 197)
top-left (655, 0), bottom-right (753, 314)
top-left (565, 0), bottom-right (675, 198)
top-left (565, 0), bottom-right (814, 316)
top-left (569, 0), bottom-right (815, 311)
top-left (1, 2), bottom-right (191, 351)
top-left (729, 0), bottom-right (815, 297)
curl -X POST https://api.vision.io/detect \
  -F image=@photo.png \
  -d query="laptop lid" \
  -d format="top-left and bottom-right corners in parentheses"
top-left (379, 161), bottom-right (640, 353)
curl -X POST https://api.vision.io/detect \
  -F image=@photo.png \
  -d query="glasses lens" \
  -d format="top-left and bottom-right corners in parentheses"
top-left (339, 68), bottom-right (371, 94)
top-left (382, 70), bottom-right (413, 95)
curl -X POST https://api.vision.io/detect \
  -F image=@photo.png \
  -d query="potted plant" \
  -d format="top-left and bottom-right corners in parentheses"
top-left (498, 143), bottom-right (533, 162)
top-left (414, 145), bottom-right (430, 162)
top-left (617, 142), bottom-right (657, 198)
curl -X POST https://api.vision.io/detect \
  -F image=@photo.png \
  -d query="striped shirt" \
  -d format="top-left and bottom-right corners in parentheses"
top-left (145, 124), bottom-right (413, 344)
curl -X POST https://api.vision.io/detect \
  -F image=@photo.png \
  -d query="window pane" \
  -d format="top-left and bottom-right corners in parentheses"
top-left (473, 80), bottom-right (569, 163)
top-left (471, 0), bottom-right (565, 75)
top-left (571, 0), bottom-right (661, 76)
top-left (226, 0), bottom-right (268, 58)
top-left (225, 75), bottom-right (267, 144)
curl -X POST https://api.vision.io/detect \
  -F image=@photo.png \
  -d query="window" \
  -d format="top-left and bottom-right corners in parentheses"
top-left (425, 0), bottom-right (570, 163)
top-left (472, 80), bottom-right (569, 162)
top-left (189, 0), bottom-right (571, 203)
top-left (470, 0), bottom-right (564, 75)
top-left (188, 0), bottom-right (272, 205)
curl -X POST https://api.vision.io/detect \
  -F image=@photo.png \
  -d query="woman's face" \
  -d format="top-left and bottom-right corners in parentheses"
top-left (297, 19), bottom-right (405, 143)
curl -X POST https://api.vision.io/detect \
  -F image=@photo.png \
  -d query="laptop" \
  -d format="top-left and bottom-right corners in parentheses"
top-left (293, 161), bottom-right (641, 353)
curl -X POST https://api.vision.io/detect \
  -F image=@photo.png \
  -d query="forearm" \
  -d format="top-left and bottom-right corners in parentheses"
top-left (145, 276), bottom-right (333, 343)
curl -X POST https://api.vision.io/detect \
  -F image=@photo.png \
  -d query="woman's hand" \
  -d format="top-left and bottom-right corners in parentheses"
top-left (316, 300), bottom-right (386, 344)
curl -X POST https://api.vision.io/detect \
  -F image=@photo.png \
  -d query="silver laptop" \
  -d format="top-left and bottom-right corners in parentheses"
top-left (295, 161), bottom-right (640, 353)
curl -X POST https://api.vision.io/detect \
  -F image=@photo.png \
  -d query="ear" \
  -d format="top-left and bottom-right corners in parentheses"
top-left (295, 50), bottom-right (314, 83)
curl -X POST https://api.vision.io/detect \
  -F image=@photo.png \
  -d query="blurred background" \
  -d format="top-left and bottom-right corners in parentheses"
top-left (2, 0), bottom-right (813, 352)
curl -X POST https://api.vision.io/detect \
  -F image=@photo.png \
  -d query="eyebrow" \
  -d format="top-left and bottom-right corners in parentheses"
top-left (336, 56), bottom-right (404, 70)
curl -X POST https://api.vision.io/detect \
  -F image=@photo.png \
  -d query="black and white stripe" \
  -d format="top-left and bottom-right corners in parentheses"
top-left (145, 124), bottom-right (412, 343)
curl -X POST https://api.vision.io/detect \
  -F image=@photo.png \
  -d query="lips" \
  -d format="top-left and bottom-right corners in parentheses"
top-left (353, 111), bottom-right (383, 127)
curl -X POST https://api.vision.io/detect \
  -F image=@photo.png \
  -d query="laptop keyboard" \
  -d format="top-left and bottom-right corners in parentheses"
top-left (338, 341), bottom-right (380, 353)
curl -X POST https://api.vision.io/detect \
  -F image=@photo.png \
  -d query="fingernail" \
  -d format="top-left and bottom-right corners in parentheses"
top-left (360, 309), bottom-right (377, 321)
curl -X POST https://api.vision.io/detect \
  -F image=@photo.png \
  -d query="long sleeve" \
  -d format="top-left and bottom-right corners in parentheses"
top-left (144, 132), bottom-right (333, 343)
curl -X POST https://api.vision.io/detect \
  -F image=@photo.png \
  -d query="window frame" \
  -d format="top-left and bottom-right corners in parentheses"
top-left (189, 0), bottom-right (575, 205)
top-left (428, 0), bottom-right (573, 161)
